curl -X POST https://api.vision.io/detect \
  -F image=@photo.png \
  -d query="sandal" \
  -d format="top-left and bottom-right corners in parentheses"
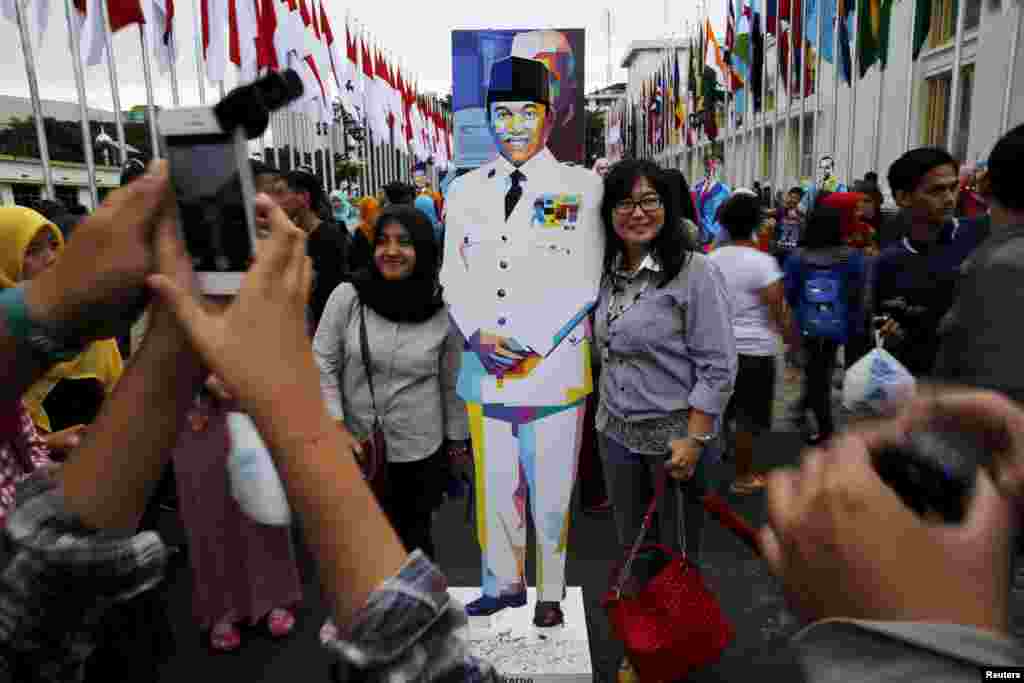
top-left (210, 619), bottom-right (242, 652)
top-left (267, 607), bottom-right (296, 638)
top-left (730, 474), bottom-right (767, 495)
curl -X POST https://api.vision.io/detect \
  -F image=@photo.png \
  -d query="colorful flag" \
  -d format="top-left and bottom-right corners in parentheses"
top-left (674, 51), bottom-right (684, 133)
top-left (837, 0), bottom-right (853, 83)
top-left (752, 0), bottom-right (765, 112)
top-left (857, 0), bottom-right (893, 77)
top-left (912, 0), bottom-right (931, 59)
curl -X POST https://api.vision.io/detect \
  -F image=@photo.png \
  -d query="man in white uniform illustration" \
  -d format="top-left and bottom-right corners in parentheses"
top-left (441, 56), bottom-right (604, 627)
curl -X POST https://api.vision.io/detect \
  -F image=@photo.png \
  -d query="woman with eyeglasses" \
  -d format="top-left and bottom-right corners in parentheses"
top-left (595, 161), bottom-right (737, 677)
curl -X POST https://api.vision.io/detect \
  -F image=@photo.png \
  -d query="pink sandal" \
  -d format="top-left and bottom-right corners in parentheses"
top-left (267, 607), bottom-right (296, 638)
top-left (210, 619), bottom-right (242, 652)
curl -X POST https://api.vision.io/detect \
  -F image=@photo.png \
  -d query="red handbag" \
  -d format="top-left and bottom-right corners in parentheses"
top-left (601, 471), bottom-right (735, 683)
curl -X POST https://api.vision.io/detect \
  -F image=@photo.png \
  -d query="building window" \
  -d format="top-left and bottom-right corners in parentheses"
top-left (965, 0), bottom-right (982, 31)
top-left (922, 64), bottom-right (973, 159)
top-left (801, 114), bottom-right (816, 179)
top-left (11, 183), bottom-right (40, 207)
top-left (763, 127), bottom-right (774, 179)
top-left (923, 72), bottom-right (951, 147)
top-left (954, 64), bottom-right (974, 162)
top-left (929, 0), bottom-right (957, 47)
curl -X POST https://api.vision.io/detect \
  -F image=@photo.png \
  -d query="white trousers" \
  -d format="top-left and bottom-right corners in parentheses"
top-left (468, 403), bottom-right (585, 603)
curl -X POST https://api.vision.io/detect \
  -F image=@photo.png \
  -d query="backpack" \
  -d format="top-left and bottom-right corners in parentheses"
top-left (798, 261), bottom-right (849, 342)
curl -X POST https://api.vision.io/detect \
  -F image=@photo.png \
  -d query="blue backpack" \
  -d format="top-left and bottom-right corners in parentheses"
top-left (798, 264), bottom-right (849, 342)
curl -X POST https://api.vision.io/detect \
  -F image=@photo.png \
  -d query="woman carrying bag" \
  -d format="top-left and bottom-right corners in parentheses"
top-left (594, 161), bottom-right (738, 681)
top-left (313, 205), bottom-right (469, 560)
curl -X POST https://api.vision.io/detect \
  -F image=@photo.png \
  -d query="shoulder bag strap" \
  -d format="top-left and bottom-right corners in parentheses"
top-left (358, 304), bottom-right (380, 425)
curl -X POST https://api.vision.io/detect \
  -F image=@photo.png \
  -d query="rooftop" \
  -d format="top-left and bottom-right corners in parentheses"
top-left (620, 39), bottom-right (690, 68)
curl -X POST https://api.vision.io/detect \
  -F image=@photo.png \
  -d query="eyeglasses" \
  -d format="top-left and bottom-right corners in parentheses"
top-left (614, 196), bottom-right (663, 214)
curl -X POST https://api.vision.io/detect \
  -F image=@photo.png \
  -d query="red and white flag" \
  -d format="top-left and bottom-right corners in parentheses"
top-left (142, 0), bottom-right (175, 73)
top-left (340, 19), bottom-right (362, 117)
top-left (318, 1), bottom-right (342, 92)
top-left (228, 0), bottom-right (258, 83)
top-left (77, 0), bottom-right (145, 66)
top-left (201, 0), bottom-right (228, 82)
top-left (254, 0), bottom-right (278, 71)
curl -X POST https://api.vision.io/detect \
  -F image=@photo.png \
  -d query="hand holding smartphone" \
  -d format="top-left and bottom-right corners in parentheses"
top-left (159, 107), bottom-right (259, 296)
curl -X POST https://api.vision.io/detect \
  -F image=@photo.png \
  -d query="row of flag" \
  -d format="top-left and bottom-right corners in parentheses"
top-left (612, 0), bottom-right (948, 161)
top-left (4, 0), bottom-right (453, 170)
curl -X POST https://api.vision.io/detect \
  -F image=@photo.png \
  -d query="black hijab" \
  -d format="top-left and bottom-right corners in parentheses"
top-left (351, 205), bottom-right (444, 323)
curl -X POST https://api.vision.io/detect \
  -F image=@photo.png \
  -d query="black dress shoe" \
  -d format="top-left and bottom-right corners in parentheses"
top-left (533, 601), bottom-right (564, 628)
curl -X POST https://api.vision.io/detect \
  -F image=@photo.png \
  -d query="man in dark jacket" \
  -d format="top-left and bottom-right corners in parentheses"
top-left (872, 148), bottom-right (987, 378)
top-left (934, 125), bottom-right (1024, 403)
top-left (272, 170), bottom-right (350, 330)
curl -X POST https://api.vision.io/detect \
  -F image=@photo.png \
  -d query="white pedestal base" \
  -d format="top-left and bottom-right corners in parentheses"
top-left (450, 587), bottom-right (592, 683)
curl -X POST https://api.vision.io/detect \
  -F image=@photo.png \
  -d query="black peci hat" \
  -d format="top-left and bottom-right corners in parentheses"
top-left (486, 56), bottom-right (551, 108)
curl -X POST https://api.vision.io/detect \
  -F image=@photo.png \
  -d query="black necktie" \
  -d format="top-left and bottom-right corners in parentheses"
top-left (505, 170), bottom-right (525, 221)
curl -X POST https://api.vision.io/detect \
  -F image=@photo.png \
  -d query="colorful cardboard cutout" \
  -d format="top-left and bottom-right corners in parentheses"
top-left (452, 29), bottom-right (585, 170)
top-left (692, 155), bottom-right (731, 245)
top-left (800, 154), bottom-right (848, 213)
top-left (442, 42), bottom-right (602, 620)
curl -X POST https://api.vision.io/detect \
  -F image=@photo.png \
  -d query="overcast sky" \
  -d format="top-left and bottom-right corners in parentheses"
top-left (0, 0), bottom-right (726, 112)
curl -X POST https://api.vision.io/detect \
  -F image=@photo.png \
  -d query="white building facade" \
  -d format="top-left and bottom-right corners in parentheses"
top-left (633, 0), bottom-right (1023, 198)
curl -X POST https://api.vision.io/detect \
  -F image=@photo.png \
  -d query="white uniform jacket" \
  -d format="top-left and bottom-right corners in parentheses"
top-left (441, 148), bottom-right (605, 408)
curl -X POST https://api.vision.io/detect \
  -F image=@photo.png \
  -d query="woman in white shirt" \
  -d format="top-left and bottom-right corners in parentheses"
top-left (708, 192), bottom-right (794, 494)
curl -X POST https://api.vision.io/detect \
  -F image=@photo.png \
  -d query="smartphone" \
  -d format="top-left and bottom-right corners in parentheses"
top-left (159, 107), bottom-right (258, 295)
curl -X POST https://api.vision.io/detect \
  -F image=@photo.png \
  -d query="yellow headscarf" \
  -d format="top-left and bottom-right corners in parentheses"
top-left (0, 206), bottom-right (123, 432)
top-left (0, 207), bottom-right (63, 289)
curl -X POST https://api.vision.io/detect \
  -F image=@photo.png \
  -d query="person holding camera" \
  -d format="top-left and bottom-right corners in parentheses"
top-left (313, 205), bottom-right (469, 561)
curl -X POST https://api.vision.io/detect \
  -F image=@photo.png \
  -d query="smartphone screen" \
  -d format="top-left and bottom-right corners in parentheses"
top-left (166, 133), bottom-right (255, 278)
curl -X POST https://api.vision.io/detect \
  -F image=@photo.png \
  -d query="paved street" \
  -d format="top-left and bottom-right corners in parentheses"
top-left (148, 357), bottom-right (1015, 682)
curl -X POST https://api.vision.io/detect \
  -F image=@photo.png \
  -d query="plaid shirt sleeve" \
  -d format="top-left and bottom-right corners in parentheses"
top-left (0, 472), bottom-right (168, 683)
top-left (325, 551), bottom-right (498, 683)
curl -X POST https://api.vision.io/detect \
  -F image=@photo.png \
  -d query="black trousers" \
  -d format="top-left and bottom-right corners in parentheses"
top-left (801, 338), bottom-right (840, 438)
top-left (380, 448), bottom-right (445, 560)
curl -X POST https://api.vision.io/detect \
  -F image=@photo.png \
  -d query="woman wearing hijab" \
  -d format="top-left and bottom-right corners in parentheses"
top-left (314, 205), bottom-right (469, 560)
top-left (329, 190), bottom-right (360, 233)
top-left (348, 196), bottom-right (382, 274)
top-left (415, 193), bottom-right (444, 245)
top-left (0, 207), bottom-right (122, 462)
top-left (0, 208), bottom-right (58, 521)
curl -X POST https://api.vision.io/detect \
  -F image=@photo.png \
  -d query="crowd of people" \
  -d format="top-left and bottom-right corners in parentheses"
top-left (0, 120), bottom-right (1021, 682)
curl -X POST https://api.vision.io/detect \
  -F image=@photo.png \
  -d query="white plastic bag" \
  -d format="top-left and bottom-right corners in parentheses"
top-left (842, 334), bottom-right (916, 416)
top-left (225, 412), bottom-right (291, 526)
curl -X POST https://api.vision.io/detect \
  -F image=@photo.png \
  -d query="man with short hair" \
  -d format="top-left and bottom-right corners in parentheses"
top-left (934, 124), bottom-right (1024, 403)
top-left (271, 170), bottom-right (349, 329)
top-left (773, 186), bottom-right (806, 266)
top-left (872, 147), bottom-right (986, 377)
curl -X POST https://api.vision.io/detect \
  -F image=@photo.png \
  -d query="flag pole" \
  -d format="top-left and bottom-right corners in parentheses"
top-left (846, 4), bottom-right (858, 183)
top-left (99, 0), bottom-right (128, 166)
top-left (872, 59), bottom-right (886, 173)
top-left (785, 0), bottom-right (794, 189)
top-left (193, 0), bottom-right (205, 104)
top-left (15, 0), bottom-right (55, 199)
top-left (945, 0), bottom-right (967, 154)
top-left (139, 26), bottom-right (161, 158)
top-left (1000, 2), bottom-right (1021, 135)
top-left (63, 0), bottom-right (99, 207)
top-left (903, 0), bottom-right (918, 151)
top-left (797, 1), bottom-right (806, 187)
top-left (168, 26), bottom-right (181, 106)
top-left (812, 0), bottom-right (824, 185)
top-left (832, 4), bottom-right (840, 157)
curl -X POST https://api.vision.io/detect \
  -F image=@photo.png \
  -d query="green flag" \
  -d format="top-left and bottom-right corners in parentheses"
top-left (857, 0), bottom-right (894, 77)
